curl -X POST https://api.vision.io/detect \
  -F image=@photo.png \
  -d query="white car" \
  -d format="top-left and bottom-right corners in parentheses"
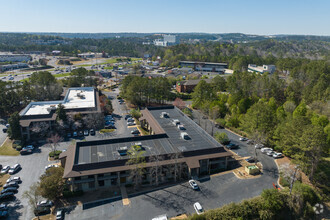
top-left (189, 180), bottom-right (199, 190)
top-left (255, 144), bottom-right (264, 149)
top-left (193, 202), bottom-right (204, 215)
top-left (260, 147), bottom-right (272, 153)
top-left (8, 164), bottom-right (21, 175)
top-left (45, 164), bottom-right (59, 170)
top-left (267, 151), bottom-right (275, 156)
top-left (273, 153), bottom-right (283, 158)
top-left (239, 137), bottom-right (248, 141)
top-left (6, 176), bottom-right (21, 184)
top-left (1, 166), bottom-right (10, 174)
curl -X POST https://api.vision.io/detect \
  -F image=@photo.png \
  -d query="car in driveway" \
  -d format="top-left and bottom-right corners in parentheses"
top-left (1, 187), bottom-right (18, 194)
top-left (8, 164), bottom-right (21, 175)
top-left (1, 166), bottom-right (10, 174)
top-left (193, 202), bottom-right (204, 215)
top-left (6, 176), bottom-right (21, 184)
top-left (189, 180), bottom-right (199, 190)
top-left (3, 181), bottom-right (18, 189)
top-left (273, 152), bottom-right (283, 158)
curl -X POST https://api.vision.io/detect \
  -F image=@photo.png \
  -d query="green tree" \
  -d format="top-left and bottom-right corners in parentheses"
top-left (191, 80), bottom-right (214, 109)
top-left (56, 103), bottom-right (67, 122)
top-left (39, 167), bottom-right (65, 201)
top-left (7, 112), bottom-right (21, 140)
top-left (214, 132), bottom-right (229, 144)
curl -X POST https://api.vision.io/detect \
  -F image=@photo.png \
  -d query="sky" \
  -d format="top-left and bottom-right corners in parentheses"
top-left (0, 0), bottom-right (329, 35)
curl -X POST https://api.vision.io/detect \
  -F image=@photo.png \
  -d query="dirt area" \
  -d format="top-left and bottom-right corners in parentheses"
top-left (0, 174), bottom-right (10, 191)
top-left (171, 214), bottom-right (188, 219)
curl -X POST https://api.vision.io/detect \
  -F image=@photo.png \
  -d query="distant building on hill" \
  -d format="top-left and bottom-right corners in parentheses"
top-left (78, 53), bottom-right (103, 59)
top-left (154, 34), bottom-right (177, 47)
top-left (0, 54), bottom-right (32, 62)
top-left (248, 64), bottom-right (276, 74)
top-left (179, 61), bottom-right (228, 73)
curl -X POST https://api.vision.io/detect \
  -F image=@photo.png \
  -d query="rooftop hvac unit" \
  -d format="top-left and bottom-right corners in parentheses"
top-left (178, 124), bottom-right (185, 130)
top-left (180, 132), bottom-right (189, 140)
top-left (160, 112), bottom-right (169, 118)
top-left (172, 119), bottom-right (180, 126)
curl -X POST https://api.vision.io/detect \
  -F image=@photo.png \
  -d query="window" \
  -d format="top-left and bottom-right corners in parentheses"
top-left (98, 180), bottom-right (105, 187)
top-left (88, 175), bottom-right (94, 179)
top-left (89, 182), bottom-right (95, 189)
top-left (111, 179), bottom-right (117, 185)
top-left (98, 174), bottom-right (104, 178)
top-left (75, 177), bottom-right (81, 180)
top-left (120, 171), bottom-right (126, 175)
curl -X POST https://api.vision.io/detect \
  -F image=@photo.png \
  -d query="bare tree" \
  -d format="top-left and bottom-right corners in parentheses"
top-left (47, 133), bottom-right (63, 154)
top-left (126, 146), bottom-right (146, 190)
top-left (173, 98), bottom-right (186, 110)
top-left (170, 152), bottom-right (184, 182)
top-left (83, 113), bottom-right (104, 130)
top-left (23, 183), bottom-right (42, 220)
top-left (30, 121), bottom-right (50, 137)
top-left (149, 154), bottom-right (164, 186)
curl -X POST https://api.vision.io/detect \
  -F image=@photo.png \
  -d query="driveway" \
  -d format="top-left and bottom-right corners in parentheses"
top-left (0, 124), bottom-right (7, 146)
top-left (0, 142), bottom-right (71, 220)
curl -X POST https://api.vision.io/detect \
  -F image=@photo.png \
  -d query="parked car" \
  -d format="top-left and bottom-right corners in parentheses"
top-left (56, 210), bottom-right (64, 220)
top-left (73, 131), bottom-right (78, 137)
top-left (125, 115), bottom-right (132, 120)
top-left (37, 200), bottom-right (53, 208)
top-left (6, 176), bottom-right (21, 184)
top-left (267, 151), bottom-right (275, 157)
top-left (0, 204), bottom-right (8, 211)
top-left (78, 131), bottom-right (84, 137)
top-left (261, 147), bottom-right (273, 153)
top-left (214, 124), bottom-right (224, 129)
top-left (189, 180), bottom-right (199, 190)
top-left (1, 187), bottom-right (18, 194)
top-left (45, 164), bottom-right (59, 171)
top-left (2, 128), bottom-right (7, 133)
top-left (273, 153), bottom-right (283, 158)
top-left (127, 118), bottom-right (134, 122)
top-left (131, 129), bottom-right (140, 135)
top-left (83, 130), bottom-right (89, 136)
top-left (20, 148), bottom-right (33, 155)
top-left (67, 133), bottom-right (72, 138)
top-left (1, 166), bottom-right (10, 174)
top-left (246, 140), bottom-right (254, 145)
top-left (239, 137), bottom-right (248, 141)
top-left (3, 181), bottom-right (18, 189)
top-left (226, 143), bottom-right (239, 149)
top-left (0, 210), bottom-right (8, 218)
top-left (25, 145), bottom-right (34, 151)
top-left (0, 192), bottom-right (14, 200)
top-left (245, 157), bottom-right (256, 163)
top-left (127, 122), bottom-right (135, 126)
top-left (90, 129), bottom-right (95, 136)
top-left (8, 164), bottom-right (21, 175)
top-left (34, 206), bottom-right (50, 216)
top-left (254, 144), bottom-right (264, 149)
top-left (193, 202), bottom-right (204, 215)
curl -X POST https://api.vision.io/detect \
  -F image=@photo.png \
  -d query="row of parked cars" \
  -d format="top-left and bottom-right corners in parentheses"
top-left (239, 137), bottom-right (283, 159)
top-left (105, 115), bottom-right (116, 129)
top-left (0, 164), bottom-right (21, 175)
top-left (67, 129), bottom-right (95, 138)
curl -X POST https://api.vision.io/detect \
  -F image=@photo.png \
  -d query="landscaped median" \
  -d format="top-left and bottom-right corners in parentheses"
top-left (99, 129), bottom-right (115, 134)
top-left (0, 138), bottom-right (20, 156)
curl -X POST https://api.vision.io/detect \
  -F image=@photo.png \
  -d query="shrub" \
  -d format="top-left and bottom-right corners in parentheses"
top-left (63, 190), bottom-right (84, 198)
top-left (15, 145), bottom-right (22, 151)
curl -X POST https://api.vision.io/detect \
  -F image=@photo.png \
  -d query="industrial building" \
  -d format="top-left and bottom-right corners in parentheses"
top-left (248, 64), bottom-right (276, 74)
top-left (19, 87), bottom-right (101, 140)
top-left (60, 106), bottom-right (235, 192)
top-left (179, 61), bottom-right (228, 73)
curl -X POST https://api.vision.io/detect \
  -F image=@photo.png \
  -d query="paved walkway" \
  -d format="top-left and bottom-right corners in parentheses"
top-left (120, 186), bottom-right (130, 206)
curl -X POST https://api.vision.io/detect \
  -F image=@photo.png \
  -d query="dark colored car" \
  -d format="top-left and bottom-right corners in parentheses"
top-left (20, 148), bottom-right (33, 155)
top-left (3, 181), bottom-right (18, 189)
top-left (90, 129), bottom-right (95, 136)
top-left (245, 157), bottom-right (256, 163)
top-left (0, 204), bottom-right (8, 211)
top-left (78, 131), bottom-right (84, 137)
top-left (215, 124), bottom-right (224, 129)
top-left (2, 128), bottom-right (7, 133)
top-left (0, 210), bottom-right (8, 218)
top-left (0, 192), bottom-right (14, 200)
top-left (125, 115), bottom-right (132, 120)
top-left (226, 143), bottom-right (239, 149)
top-left (131, 129), bottom-right (140, 135)
top-left (34, 206), bottom-right (51, 216)
top-left (1, 187), bottom-right (18, 194)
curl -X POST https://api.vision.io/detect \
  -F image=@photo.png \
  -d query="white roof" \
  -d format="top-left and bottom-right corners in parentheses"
top-left (21, 87), bottom-right (96, 116)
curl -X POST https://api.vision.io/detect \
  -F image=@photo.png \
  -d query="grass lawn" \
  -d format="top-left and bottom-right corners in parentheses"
top-left (54, 73), bottom-right (71, 78)
top-left (0, 138), bottom-right (20, 156)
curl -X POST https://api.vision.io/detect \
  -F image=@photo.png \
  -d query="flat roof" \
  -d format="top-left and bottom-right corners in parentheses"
top-left (20, 87), bottom-right (96, 116)
top-left (179, 61), bottom-right (228, 66)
